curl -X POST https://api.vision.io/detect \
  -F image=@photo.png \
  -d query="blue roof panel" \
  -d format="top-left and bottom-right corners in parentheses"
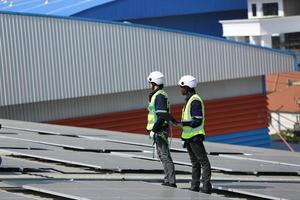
top-left (75, 0), bottom-right (247, 20)
top-left (0, 0), bottom-right (115, 16)
top-left (207, 128), bottom-right (271, 148)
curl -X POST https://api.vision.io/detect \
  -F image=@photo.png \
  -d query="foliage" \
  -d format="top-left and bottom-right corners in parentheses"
top-left (278, 129), bottom-right (300, 144)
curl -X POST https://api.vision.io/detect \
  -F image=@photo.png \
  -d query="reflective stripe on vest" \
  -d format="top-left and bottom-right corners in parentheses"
top-left (181, 94), bottom-right (205, 139)
top-left (146, 90), bottom-right (169, 131)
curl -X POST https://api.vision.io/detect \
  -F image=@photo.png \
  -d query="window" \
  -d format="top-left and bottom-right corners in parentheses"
top-left (262, 3), bottom-right (278, 16)
top-left (252, 4), bottom-right (257, 16)
top-left (245, 36), bottom-right (250, 43)
top-left (285, 32), bottom-right (300, 50)
top-left (272, 36), bottom-right (280, 49)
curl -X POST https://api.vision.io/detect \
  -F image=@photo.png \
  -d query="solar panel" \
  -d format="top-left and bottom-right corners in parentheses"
top-left (217, 153), bottom-right (300, 167)
top-left (0, 156), bottom-right (95, 174)
top-left (0, 189), bottom-right (36, 200)
top-left (214, 182), bottom-right (300, 200)
top-left (110, 151), bottom-right (300, 175)
top-left (22, 180), bottom-right (228, 200)
top-left (0, 0), bottom-right (115, 16)
top-left (1, 119), bottom-right (300, 200)
top-left (1, 156), bottom-right (53, 170)
top-left (4, 148), bottom-right (192, 173)
top-left (2, 133), bottom-right (151, 152)
top-left (0, 137), bottom-right (57, 150)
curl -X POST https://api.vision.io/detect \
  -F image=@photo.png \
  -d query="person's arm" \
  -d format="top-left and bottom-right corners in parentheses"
top-left (152, 94), bottom-right (168, 133)
top-left (181, 100), bottom-right (203, 128)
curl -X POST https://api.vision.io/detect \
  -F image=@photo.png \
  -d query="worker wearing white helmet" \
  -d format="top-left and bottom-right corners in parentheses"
top-left (178, 75), bottom-right (212, 194)
top-left (146, 71), bottom-right (177, 188)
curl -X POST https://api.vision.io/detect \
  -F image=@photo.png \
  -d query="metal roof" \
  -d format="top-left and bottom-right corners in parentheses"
top-left (75, 0), bottom-right (247, 20)
top-left (0, 0), bottom-right (115, 16)
top-left (0, 12), bottom-right (296, 107)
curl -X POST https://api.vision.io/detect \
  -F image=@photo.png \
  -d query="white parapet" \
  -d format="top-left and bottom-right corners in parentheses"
top-left (220, 15), bottom-right (300, 37)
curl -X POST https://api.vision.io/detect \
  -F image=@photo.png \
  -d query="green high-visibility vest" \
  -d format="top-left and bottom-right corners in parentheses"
top-left (181, 94), bottom-right (205, 139)
top-left (146, 90), bottom-right (169, 131)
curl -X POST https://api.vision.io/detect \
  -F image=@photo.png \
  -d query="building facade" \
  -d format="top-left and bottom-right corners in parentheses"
top-left (220, 0), bottom-right (300, 61)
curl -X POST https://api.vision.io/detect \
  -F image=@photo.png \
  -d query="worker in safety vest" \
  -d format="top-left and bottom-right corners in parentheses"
top-left (178, 75), bottom-right (212, 194)
top-left (146, 71), bottom-right (177, 188)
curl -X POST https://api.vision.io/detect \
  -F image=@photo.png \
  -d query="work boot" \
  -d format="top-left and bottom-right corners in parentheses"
top-left (169, 183), bottom-right (177, 188)
top-left (162, 182), bottom-right (177, 188)
top-left (189, 188), bottom-right (199, 192)
top-left (161, 182), bottom-right (169, 186)
top-left (201, 182), bottom-right (212, 194)
top-left (200, 188), bottom-right (212, 194)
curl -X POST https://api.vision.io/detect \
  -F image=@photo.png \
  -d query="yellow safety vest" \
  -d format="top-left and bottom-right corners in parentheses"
top-left (146, 90), bottom-right (169, 131)
top-left (181, 94), bottom-right (205, 139)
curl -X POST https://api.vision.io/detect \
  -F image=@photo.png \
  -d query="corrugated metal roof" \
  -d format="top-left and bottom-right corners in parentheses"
top-left (207, 128), bottom-right (271, 147)
top-left (0, 76), bottom-right (264, 122)
top-left (0, 0), bottom-right (115, 16)
top-left (0, 12), bottom-right (296, 107)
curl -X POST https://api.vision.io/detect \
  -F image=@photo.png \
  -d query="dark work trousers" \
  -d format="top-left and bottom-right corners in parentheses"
top-left (186, 141), bottom-right (211, 191)
top-left (155, 134), bottom-right (176, 185)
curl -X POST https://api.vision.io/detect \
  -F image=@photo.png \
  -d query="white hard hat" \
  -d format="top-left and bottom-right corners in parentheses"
top-left (147, 71), bottom-right (164, 85)
top-left (178, 75), bottom-right (197, 88)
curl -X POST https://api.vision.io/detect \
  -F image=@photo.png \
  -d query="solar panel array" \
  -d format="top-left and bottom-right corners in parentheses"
top-left (0, 119), bottom-right (299, 200)
top-left (0, 0), bottom-right (115, 16)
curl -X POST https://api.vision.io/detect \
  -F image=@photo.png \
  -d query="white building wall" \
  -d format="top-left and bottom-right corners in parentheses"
top-left (0, 76), bottom-right (263, 122)
top-left (270, 112), bottom-right (300, 134)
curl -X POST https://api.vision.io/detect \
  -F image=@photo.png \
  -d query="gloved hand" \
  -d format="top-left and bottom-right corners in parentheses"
top-left (175, 122), bottom-right (182, 127)
top-left (181, 141), bottom-right (187, 148)
top-left (149, 131), bottom-right (156, 140)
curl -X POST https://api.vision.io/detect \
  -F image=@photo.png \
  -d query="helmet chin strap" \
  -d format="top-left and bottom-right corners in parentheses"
top-left (187, 88), bottom-right (195, 95)
top-left (149, 82), bottom-right (156, 91)
top-left (153, 85), bottom-right (160, 90)
top-left (150, 82), bottom-right (163, 91)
